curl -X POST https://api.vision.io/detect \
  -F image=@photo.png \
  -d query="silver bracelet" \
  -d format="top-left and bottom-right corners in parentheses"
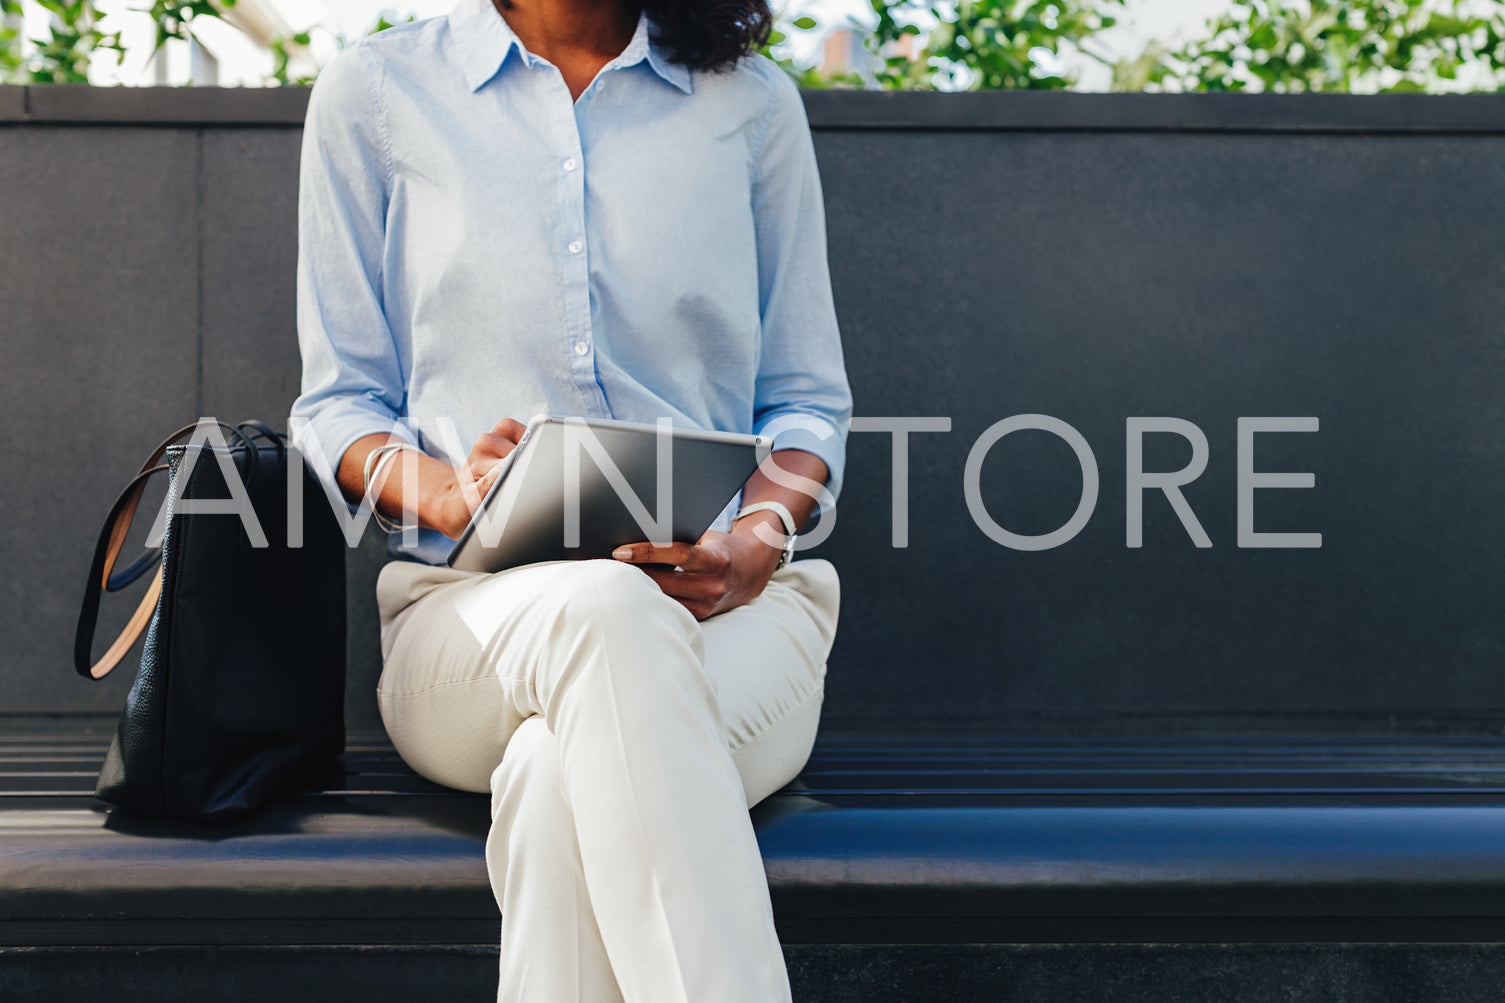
top-left (733, 500), bottom-right (799, 570)
top-left (362, 441), bottom-right (426, 535)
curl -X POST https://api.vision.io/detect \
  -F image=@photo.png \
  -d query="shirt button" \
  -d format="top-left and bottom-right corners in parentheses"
top-left (568, 240), bottom-right (583, 254)
top-left (574, 341), bottom-right (589, 356)
top-left (563, 158), bottom-right (578, 172)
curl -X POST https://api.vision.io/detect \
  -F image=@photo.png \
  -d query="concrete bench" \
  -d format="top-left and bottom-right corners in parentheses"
top-left (9, 724), bottom-right (1505, 1000)
top-left (4, 85), bottom-right (1505, 1001)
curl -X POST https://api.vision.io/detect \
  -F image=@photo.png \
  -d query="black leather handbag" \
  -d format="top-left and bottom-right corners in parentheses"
top-left (74, 420), bottom-right (347, 819)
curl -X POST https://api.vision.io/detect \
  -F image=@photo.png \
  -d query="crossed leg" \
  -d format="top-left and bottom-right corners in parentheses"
top-left (375, 557), bottom-right (840, 1003)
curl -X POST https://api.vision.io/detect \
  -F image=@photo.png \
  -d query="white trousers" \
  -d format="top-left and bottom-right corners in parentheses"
top-left (374, 556), bottom-right (841, 1003)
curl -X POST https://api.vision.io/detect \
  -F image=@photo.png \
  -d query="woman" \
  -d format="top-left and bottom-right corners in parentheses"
top-left (291, 0), bottom-right (851, 998)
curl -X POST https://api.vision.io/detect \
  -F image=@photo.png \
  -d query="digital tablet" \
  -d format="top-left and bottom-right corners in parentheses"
top-left (447, 415), bottom-right (765, 574)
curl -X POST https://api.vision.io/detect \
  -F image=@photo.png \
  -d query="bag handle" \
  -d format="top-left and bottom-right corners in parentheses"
top-left (75, 421), bottom-right (256, 680)
top-left (236, 419), bottom-right (286, 453)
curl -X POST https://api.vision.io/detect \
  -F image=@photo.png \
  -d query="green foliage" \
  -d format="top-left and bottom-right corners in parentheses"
top-left (3, 0), bottom-right (1504, 92)
top-left (1, 1), bottom-right (24, 80)
top-left (2, 0), bottom-right (244, 83)
top-left (266, 29), bottom-right (312, 86)
top-left (366, 13), bottom-right (416, 36)
top-left (768, 0), bottom-right (1505, 92)
top-left (1165, 0), bottom-right (1505, 93)
top-left (265, 12), bottom-right (413, 85)
top-left (3, 0), bottom-right (123, 83)
top-left (759, 12), bottom-right (865, 87)
top-left (137, 0), bottom-right (235, 54)
top-left (874, 0), bottom-right (1125, 90)
top-left (1109, 38), bottom-right (1172, 91)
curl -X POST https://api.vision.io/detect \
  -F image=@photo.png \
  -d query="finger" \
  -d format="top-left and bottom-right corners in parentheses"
top-left (612, 541), bottom-right (727, 574)
top-left (474, 458), bottom-right (506, 494)
top-left (473, 431), bottom-right (519, 460)
top-left (673, 541), bottom-right (730, 575)
top-left (450, 457), bottom-right (503, 510)
top-left (678, 599), bottom-right (713, 622)
top-left (646, 578), bottom-right (712, 621)
top-left (637, 567), bottom-right (728, 607)
top-left (491, 417), bottom-right (527, 443)
top-left (611, 541), bottom-right (696, 566)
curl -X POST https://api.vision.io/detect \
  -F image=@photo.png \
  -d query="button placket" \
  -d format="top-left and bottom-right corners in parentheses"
top-left (550, 72), bottom-right (600, 406)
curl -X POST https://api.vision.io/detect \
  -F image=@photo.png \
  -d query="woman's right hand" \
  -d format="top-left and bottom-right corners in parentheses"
top-left (336, 418), bottom-right (527, 541)
top-left (429, 417), bottom-right (527, 539)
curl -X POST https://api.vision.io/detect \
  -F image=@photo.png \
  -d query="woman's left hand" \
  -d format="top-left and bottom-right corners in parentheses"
top-left (611, 528), bottom-right (783, 621)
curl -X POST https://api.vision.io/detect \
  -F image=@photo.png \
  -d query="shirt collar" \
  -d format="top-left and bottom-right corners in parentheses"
top-left (450, 0), bottom-right (693, 95)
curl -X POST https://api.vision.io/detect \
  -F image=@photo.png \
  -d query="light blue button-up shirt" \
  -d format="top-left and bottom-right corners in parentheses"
top-left (290, 0), bottom-right (852, 565)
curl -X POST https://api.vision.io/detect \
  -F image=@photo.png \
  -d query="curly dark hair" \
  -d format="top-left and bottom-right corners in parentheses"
top-left (641, 0), bottom-right (774, 71)
top-left (491, 0), bottom-right (773, 74)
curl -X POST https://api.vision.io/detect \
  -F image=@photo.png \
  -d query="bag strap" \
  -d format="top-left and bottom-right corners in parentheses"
top-left (74, 421), bottom-right (255, 680)
top-left (236, 420), bottom-right (286, 454)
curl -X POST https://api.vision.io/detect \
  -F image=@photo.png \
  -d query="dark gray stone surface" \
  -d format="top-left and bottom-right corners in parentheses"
top-left (22, 84), bottom-right (309, 125)
top-left (197, 129), bottom-right (303, 423)
top-left (6, 943), bottom-right (1505, 1002)
top-left (13, 85), bottom-right (1505, 132)
top-left (0, 126), bottom-right (201, 715)
top-left (813, 127), bottom-right (1505, 724)
top-left (4, 92), bottom-right (1504, 732)
top-left (801, 89), bottom-right (1505, 132)
top-left (786, 944), bottom-right (1505, 1003)
top-left (0, 86), bottom-right (23, 121)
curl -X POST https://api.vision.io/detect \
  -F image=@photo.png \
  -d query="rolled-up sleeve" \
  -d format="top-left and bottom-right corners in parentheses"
top-left (749, 66), bottom-right (854, 506)
top-left (289, 43), bottom-right (412, 491)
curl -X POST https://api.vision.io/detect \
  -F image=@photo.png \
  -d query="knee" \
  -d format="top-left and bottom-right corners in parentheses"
top-left (553, 558), bottom-right (676, 612)
top-left (532, 559), bottom-right (715, 710)
top-left (490, 717), bottom-right (567, 828)
top-left (543, 559), bottom-right (700, 653)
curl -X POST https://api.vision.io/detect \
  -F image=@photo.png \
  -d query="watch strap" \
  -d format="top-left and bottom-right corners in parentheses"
top-left (734, 500), bottom-right (799, 569)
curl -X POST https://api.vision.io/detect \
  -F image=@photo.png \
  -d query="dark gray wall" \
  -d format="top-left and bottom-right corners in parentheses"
top-left (3, 87), bottom-right (1503, 732)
